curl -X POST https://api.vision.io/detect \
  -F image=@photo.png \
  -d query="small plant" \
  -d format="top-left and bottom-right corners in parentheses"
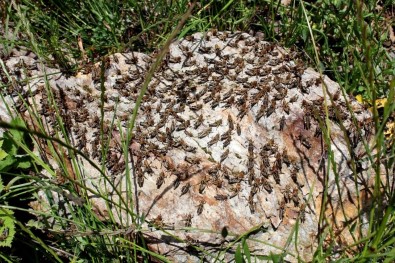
top-left (0, 208), bottom-right (16, 248)
top-left (0, 117), bottom-right (35, 172)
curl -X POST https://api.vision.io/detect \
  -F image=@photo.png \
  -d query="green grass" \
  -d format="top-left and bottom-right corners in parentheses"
top-left (1, 0), bottom-right (395, 262)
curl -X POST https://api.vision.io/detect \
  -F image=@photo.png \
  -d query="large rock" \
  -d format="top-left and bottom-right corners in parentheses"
top-left (3, 31), bottom-right (374, 262)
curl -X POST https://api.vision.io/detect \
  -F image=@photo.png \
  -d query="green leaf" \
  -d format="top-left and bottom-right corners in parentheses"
top-left (15, 156), bottom-right (32, 169)
top-left (301, 28), bottom-right (308, 42)
top-left (0, 176), bottom-right (3, 193)
top-left (0, 208), bottom-right (16, 248)
top-left (268, 252), bottom-right (283, 263)
top-left (26, 219), bottom-right (45, 230)
top-left (0, 140), bottom-right (8, 161)
top-left (235, 244), bottom-right (243, 263)
top-left (242, 238), bottom-right (251, 263)
top-left (7, 117), bottom-right (26, 145)
top-left (2, 117), bottom-right (27, 157)
top-left (0, 155), bottom-right (17, 172)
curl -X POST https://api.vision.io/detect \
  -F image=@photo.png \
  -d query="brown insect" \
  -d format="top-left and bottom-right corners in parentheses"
top-left (197, 200), bottom-right (205, 215)
top-left (332, 90), bottom-right (340, 101)
top-left (169, 55), bottom-right (181, 63)
top-left (300, 203), bottom-right (306, 223)
top-left (298, 135), bottom-right (312, 149)
top-left (283, 184), bottom-right (292, 203)
top-left (207, 163), bottom-right (221, 177)
top-left (179, 44), bottom-right (190, 53)
top-left (143, 160), bottom-right (154, 175)
top-left (262, 138), bottom-right (277, 152)
top-left (289, 95), bottom-right (298, 103)
top-left (282, 100), bottom-right (290, 114)
top-left (268, 58), bottom-right (280, 66)
top-left (290, 166), bottom-right (299, 184)
top-left (282, 149), bottom-right (291, 167)
top-left (185, 35), bottom-right (195, 42)
top-left (222, 89), bottom-right (233, 101)
top-left (272, 165), bottom-right (281, 185)
top-left (279, 116), bottom-right (286, 131)
top-left (305, 78), bottom-right (316, 87)
top-left (227, 171), bottom-right (244, 184)
top-left (260, 160), bottom-right (269, 178)
top-left (292, 187), bottom-right (300, 206)
top-left (198, 176), bottom-right (209, 194)
top-left (198, 127), bottom-right (212, 139)
top-left (211, 95), bottom-right (221, 109)
top-left (185, 156), bottom-right (201, 165)
top-left (236, 123), bottom-right (241, 136)
top-left (220, 149), bottom-right (230, 163)
top-left (173, 177), bottom-right (180, 190)
top-left (189, 103), bottom-right (203, 111)
top-left (221, 129), bottom-right (232, 141)
top-left (185, 68), bottom-right (199, 75)
top-left (240, 47), bottom-right (249, 55)
top-left (265, 99), bottom-right (276, 117)
top-left (256, 103), bottom-right (267, 122)
top-left (314, 126), bottom-right (322, 138)
top-left (211, 176), bottom-right (224, 189)
top-left (279, 199), bottom-right (286, 220)
top-left (261, 177), bottom-right (272, 193)
top-left (248, 193), bottom-right (255, 213)
top-left (185, 235), bottom-right (199, 246)
top-left (236, 75), bottom-right (248, 84)
top-left (214, 44), bottom-right (222, 56)
top-left (215, 194), bottom-right (228, 201)
top-left (303, 112), bottom-right (311, 130)
top-left (274, 152), bottom-right (282, 170)
top-left (156, 172), bottom-right (166, 189)
top-left (0, 228), bottom-right (9, 241)
top-left (237, 104), bottom-right (248, 119)
top-left (300, 81), bottom-right (310, 93)
top-left (229, 183), bottom-right (241, 198)
top-left (234, 56), bottom-right (245, 67)
top-left (192, 115), bottom-right (203, 130)
top-left (184, 129), bottom-right (196, 138)
top-left (223, 137), bottom-right (231, 147)
top-left (273, 88), bottom-right (288, 100)
top-left (207, 134), bottom-right (220, 147)
top-left (210, 119), bottom-right (223, 128)
top-left (218, 31), bottom-right (229, 41)
top-left (176, 120), bottom-right (190, 131)
top-left (228, 114), bottom-right (234, 130)
top-left (260, 66), bottom-right (271, 75)
top-left (245, 67), bottom-right (260, 76)
top-left (259, 151), bottom-right (269, 164)
top-left (247, 139), bottom-right (254, 154)
top-left (251, 179), bottom-right (261, 195)
top-left (181, 141), bottom-right (196, 153)
top-left (272, 65), bottom-right (287, 75)
top-left (199, 45), bottom-right (211, 54)
top-left (212, 74), bottom-right (224, 82)
top-left (150, 214), bottom-right (165, 228)
top-left (228, 40), bottom-right (238, 48)
top-left (157, 132), bottom-right (167, 143)
top-left (180, 182), bottom-right (191, 196)
top-left (136, 167), bottom-right (145, 187)
top-left (183, 214), bottom-right (193, 227)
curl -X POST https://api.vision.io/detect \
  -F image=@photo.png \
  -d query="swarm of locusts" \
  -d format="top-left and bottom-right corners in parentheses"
top-left (3, 30), bottom-right (373, 261)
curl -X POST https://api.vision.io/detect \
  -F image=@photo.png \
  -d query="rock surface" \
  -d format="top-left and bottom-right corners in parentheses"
top-left (2, 31), bottom-right (374, 262)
